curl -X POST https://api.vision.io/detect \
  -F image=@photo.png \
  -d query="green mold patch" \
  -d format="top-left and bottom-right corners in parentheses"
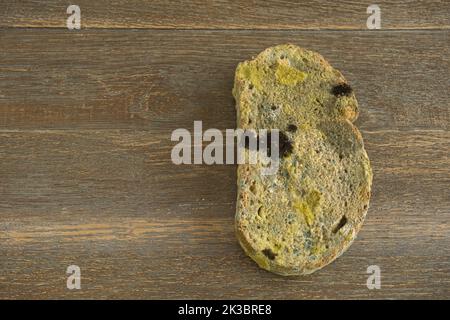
top-left (306, 190), bottom-right (321, 211)
top-left (292, 190), bottom-right (322, 226)
top-left (236, 62), bottom-right (267, 91)
top-left (275, 62), bottom-right (307, 86)
top-left (310, 242), bottom-right (327, 256)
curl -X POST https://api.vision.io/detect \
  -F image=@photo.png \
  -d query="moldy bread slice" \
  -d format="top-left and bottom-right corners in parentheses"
top-left (233, 44), bottom-right (372, 275)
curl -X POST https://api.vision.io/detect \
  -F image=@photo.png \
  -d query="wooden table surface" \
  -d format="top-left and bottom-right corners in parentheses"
top-left (0, 1), bottom-right (449, 299)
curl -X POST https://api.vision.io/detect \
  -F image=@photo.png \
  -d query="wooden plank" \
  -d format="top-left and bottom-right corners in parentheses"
top-left (0, 26), bottom-right (449, 298)
top-left (0, 128), bottom-right (449, 299)
top-left (0, 130), bottom-right (236, 219)
top-left (1, 29), bottom-right (449, 131)
top-left (1, 0), bottom-right (449, 30)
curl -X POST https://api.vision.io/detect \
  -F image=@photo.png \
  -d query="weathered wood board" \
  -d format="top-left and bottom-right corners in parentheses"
top-left (0, 2), bottom-right (449, 299)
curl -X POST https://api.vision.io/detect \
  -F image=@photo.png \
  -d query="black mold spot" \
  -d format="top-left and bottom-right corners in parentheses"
top-left (262, 248), bottom-right (277, 260)
top-left (279, 132), bottom-right (293, 158)
top-left (333, 215), bottom-right (348, 233)
top-left (287, 124), bottom-right (298, 132)
top-left (263, 131), bottom-right (293, 158)
top-left (332, 83), bottom-right (353, 97)
top-left (271, 105), bottom-right (278, 110)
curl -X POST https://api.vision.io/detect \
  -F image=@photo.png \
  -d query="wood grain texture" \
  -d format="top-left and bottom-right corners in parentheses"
top-left (1, 0), bottom-right (449, 30)
top-left (0, 129), bottom-right (449, 299)
top-left (0, 7), bottom-right (449, 299)
top-left (0, 30), bottom-right (449, 131)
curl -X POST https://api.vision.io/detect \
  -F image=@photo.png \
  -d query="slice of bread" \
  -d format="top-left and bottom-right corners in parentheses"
top-left (233, 44), bottom-right (372, 276)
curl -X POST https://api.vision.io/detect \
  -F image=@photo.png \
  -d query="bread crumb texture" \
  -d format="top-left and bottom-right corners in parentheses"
top-left (234, 44), bottom-right (372, 276)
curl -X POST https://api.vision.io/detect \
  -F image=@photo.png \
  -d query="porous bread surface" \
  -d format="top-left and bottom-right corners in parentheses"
top-left (233, 44), bottom-right (372, 276)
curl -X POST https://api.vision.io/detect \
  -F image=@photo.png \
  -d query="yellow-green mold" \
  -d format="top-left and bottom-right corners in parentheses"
top-left (275, 62), bottom-right (307, 86)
